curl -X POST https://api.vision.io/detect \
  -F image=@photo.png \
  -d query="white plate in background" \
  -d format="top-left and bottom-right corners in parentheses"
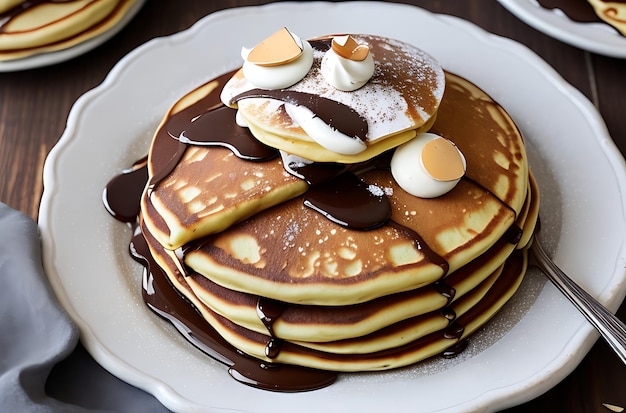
top-left (0, 0), bottom-right (145, 72)
top-left (498, 0), bottom-right (626, 58)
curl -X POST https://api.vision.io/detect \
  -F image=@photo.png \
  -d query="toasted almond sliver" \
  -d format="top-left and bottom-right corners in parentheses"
top-left (350, 45), bottom-right (370, 61)
top-left (421, 137), bottom-right (465, 181)
top-left (332, 35), bottom-right (369, 61)
top-left (247, 27), bottom-right (303, 67)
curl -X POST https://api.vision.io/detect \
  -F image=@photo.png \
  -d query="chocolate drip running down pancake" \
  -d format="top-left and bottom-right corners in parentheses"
top-left (104, 33), bottom-right (539, 388)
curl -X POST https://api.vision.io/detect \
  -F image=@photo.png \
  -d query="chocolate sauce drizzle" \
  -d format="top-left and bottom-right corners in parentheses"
top-left (303, 172), bottom-right (391, 230)
top-left (282, 148), bottom-right (393, 187)
top-left (170, 105), bottom-right (278, 161)
top-left (388, 220), bottom-right (450, 274)
top-left (256, 298), bottom-right (287, 358)
top-left (102, 66), bottom-right (527, 391)
top-left (434, 280), bottom-right (456, 304)
top-left (148, 71), bottom-right (277, 191)
top-left (256, 298), bottom-right (287, 337)
top-left (231, 88), bottom-right (368, 143)
top-left (102, 157), bottom-right (147, 223)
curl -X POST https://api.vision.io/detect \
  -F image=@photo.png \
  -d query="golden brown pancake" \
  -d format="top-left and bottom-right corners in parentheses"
top-left (140, 197), bottom-right (530, 371)
top-left (142, 144), bottom-right (308, 250)
top-left (140, 78), bottom-right (309, 250)
top-left (186, 179), bottom-right (536, 343)
top-left (0, 1), bottom-right (22, 13)
top-left (141, 168), bottom-right (537, 344)
top-left (141, 213), bottom-right (528, 371)
top-left (206, 254), bottom-right (527, 372)
top-left (220, 34), bottom-right (446, 163)
top-left (185, 176), bottom-right (516, 305)
top-left (0, 0), bottom-right (139, 61)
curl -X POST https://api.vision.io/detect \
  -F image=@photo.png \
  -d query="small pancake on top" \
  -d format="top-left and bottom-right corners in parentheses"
top-left (220, 30), bottom-right (446, 163)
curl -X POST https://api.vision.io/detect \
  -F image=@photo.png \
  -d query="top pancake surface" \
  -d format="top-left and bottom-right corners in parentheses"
top-left (220, 35), bottom-right (445, 145)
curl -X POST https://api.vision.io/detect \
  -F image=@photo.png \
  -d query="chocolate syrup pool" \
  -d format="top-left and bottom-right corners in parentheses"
top-left (102, 53), bottom-right (522, 391)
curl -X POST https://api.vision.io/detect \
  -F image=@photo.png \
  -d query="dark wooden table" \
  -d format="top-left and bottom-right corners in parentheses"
top-left (1, 1), bottom-right (624, 411)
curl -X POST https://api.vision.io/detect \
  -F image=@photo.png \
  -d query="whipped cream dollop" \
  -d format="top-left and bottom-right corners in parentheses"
top-left (391, 133), bottom-right (466, 198)
top-left (321, 35), bottom-right (375, 91)
top-left (241, 28), bottom-right (313, 90)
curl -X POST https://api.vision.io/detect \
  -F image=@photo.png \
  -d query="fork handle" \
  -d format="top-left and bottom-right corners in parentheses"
top-left (531, 240), bottom-right (626, 365)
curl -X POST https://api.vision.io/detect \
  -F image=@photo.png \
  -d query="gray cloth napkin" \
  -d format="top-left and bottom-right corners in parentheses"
top-left (0, 203), bottom-right (169, 412)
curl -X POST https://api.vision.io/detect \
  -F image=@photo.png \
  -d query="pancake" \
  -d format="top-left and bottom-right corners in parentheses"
top-left (141, 75), bottom-right (309, 250)
top-left (197, 252), bottom-right (527, 372)
top-left (587, 0), bottom-right (626, 35)
top-left (142, 69), bottom-right (528, 262)
top-left (185, 240), bottom-right (514, 343)
top-left (140, 214), bottom-right (528, 371)
top-left (181, 71), bottom-right (531, 306)
top-left (142, 179), bottom-right (536, 344)
top-left (0, 1), bottom-right (22, 13)
top-left (0, 0), bottom-right (139, 61)
top-left (142, 144), bottom-right (307, 250)
top-left (187, 175), bottom-right (537, 342)
top-left (104, 31), bottom-right (540, 380)
top-left (220, 34), bottom-right (445, 163)
top-left (185, 176), bottom-right (515, 305)
top-left (140, 165), bottom-right (537, 342)
top-left (132, 68), bottom-right (538, 372)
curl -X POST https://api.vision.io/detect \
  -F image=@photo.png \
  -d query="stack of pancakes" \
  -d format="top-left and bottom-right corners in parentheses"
top-left (0, 0), bottom-right (139, 61)
top-left (138, 34), bottom-right (539, 372)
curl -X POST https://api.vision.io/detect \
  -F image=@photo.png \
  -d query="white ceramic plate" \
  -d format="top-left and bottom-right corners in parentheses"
top-left (498, 0), bottom-right (626, 58)
top-left (0, 0), bottom-right (145, 72)
top-left (39, 2), bottom-right (626, 412)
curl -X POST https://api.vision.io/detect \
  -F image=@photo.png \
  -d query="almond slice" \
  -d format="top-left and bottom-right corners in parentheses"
top-left (421, 137), bottom-right (465, 181)
top-left (332, 35), bottom-right (370, 61)
top-left (247, 27), bottom-right (303, 67)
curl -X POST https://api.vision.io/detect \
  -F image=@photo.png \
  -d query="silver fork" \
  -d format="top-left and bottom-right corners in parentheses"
top-left (530, 237), bottom-right (626, 364)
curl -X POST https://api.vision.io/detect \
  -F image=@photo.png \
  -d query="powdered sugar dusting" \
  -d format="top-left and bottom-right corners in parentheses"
top-left (367, 184), bottom-right (393, 197)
